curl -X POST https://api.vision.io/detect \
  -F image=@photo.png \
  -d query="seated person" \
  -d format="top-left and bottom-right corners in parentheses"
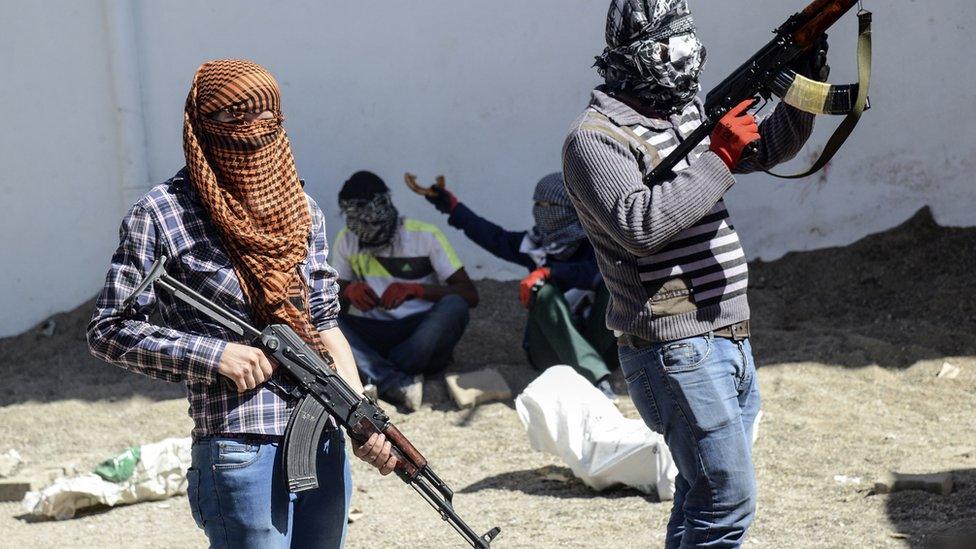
top-left (333, 171), bottom-right (478, 412)
top-left (425, 172), bottom-right (618, 400)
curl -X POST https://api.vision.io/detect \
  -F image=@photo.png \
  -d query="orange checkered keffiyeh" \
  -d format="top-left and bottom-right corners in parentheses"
top-left (183, 59), bottom-right (326, 355)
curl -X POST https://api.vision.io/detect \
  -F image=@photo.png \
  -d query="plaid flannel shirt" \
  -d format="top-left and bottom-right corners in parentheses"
top-left (88, 168), bottom-right (340, 438)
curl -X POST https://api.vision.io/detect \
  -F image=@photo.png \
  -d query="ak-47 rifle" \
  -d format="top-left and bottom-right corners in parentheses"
top-left (648, 0), bottom-right (872, 183)
top-left (123, 258), bottom-right (500, 549)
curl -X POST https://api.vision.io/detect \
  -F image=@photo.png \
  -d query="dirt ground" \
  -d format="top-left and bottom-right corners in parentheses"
top-left (1, 207), bottom-right (974, 548)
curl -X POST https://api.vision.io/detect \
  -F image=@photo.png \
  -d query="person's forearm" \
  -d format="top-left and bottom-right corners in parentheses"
top-left (734, 103), bottom-right (815, 174)
top-left (563, 130), bottom-right (734, 257)
top-left (449, 203), bottom-right (532, 267)
top-left (318, 327), bottom-right (364, 395)
top-left (88, 203), bottom-right (224, 384)
top-left (88, 312), bottom-right (225, 384)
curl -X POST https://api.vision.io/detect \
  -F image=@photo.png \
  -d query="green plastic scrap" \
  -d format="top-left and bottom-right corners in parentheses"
top-left (93, 446), bottom-right (141, 483)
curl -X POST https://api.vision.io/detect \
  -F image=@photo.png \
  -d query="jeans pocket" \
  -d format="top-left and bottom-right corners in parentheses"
top-left (657, 336), bottom-right (712, 373)
top-left (624, 367), bottom-right (665, 434)
top-left (214, 441), bottom-right (262, 470)
top-left (185, 467), bottom-right (204, 529)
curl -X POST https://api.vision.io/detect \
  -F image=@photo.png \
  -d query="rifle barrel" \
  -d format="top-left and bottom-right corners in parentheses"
top-left (156, 273), bottom-right (261, 339)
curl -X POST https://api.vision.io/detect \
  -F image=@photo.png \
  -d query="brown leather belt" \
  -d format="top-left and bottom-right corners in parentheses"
top-left (714, 319), bottom-right (751, 341)
top-left (618, 319), bottom-right (751, 348)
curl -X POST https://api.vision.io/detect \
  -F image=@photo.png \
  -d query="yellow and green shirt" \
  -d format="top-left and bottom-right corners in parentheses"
top-left (331, 218), bottom-right (463, 320)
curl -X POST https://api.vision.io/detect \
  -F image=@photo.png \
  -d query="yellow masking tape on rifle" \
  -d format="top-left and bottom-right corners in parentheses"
top-left (783, 74), bottom-right (832, 115)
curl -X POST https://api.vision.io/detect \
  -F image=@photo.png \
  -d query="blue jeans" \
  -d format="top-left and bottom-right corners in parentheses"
top-left (187, 429), bottom-right (351, 548)
top-left (619, 334), bottom-right (761, 548)
top-left (339, 295), bottom-right (471, 393)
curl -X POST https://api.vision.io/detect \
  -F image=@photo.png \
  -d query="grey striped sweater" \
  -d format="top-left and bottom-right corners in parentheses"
top-left (562, 88), bottom-right (813, 342)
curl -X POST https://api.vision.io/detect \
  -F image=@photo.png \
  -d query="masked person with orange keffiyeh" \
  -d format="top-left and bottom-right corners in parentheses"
top-left (88, 59), bottom-right (396, 548)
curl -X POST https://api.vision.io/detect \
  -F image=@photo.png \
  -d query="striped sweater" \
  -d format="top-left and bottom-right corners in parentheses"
top-left (562, 88), bottom-right (813, 342)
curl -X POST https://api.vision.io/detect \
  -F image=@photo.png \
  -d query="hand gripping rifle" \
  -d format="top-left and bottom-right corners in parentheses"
top-left (123, 257), bottom-right (501, 548)
top-left (647, 0), bottom-right (873, 183)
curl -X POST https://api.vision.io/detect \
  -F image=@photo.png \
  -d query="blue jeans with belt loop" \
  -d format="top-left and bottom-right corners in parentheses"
top-left (186, 428), bottom-right (351, 548)
top-left (619, 333), bottom-right (761, 548)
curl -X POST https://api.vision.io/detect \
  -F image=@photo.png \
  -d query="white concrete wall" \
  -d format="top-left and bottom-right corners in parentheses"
top-left (2, 0), bottom-right (974, 336)
top-left (0, 1), bottom-right (130, 337)
top-left (132, 0), bottom-right (609, 277)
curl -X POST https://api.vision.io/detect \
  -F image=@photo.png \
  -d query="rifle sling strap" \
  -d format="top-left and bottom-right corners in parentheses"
top-left (766, 9), bottom-right (872, 180)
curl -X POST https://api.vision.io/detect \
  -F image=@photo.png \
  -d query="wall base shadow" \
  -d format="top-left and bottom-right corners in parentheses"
top-left (0, 299), bottom-right (185, 406)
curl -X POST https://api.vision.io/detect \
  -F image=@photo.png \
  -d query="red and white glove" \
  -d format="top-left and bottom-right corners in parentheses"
top-left (519, 267), bottom-right (551, 308)
top-left (344, 282), bottom-right (380, 311)
top-left (381, 283), bottom-right (425, 310)
top-left (709, 99), bottom-right (761, 169)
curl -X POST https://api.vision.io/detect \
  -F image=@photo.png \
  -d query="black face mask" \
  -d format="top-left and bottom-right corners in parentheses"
top-left (339, 192), bottom-right (399, 248)
top-left (529, 173), bottom-right (587, 259)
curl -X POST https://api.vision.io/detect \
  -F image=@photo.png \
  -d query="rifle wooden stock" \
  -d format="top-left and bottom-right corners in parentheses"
top-left (802, 0), bottom-right (842, 18)
top-left (384, 423), bottom-right (428, 473)
top-left (795, 0), bottom-right (859, 47)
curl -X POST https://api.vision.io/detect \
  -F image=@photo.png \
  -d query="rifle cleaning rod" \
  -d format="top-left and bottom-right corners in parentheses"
top-left (156, 274), bottom-right (262, 340)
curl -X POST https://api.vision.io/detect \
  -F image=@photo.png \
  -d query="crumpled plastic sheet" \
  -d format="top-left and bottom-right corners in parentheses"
top-left (516, 366), bottom-right (679, 500)
top-left (22, 437), bottom-right (191, 520)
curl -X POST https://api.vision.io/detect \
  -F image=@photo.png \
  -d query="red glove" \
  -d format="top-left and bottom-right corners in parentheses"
top-left (344, 282), bottom-right (380, 311)
top-left (709, 99), bottom-right (761, 169)
top-left (519, 267), bottom-right (551, 308)
top-left (381, 283), bottom-right (425, 310)
top-left (426, 186), bottom-right (459, 215)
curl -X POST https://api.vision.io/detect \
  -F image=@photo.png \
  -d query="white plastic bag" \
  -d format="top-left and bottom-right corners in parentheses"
top-left (515, 366), bottom-right (678, 500)
top-left (22, 437), bottom-right (192, 519)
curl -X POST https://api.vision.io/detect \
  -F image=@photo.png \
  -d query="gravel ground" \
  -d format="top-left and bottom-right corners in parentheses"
top-left (1, 207), bottom-right (974, 548)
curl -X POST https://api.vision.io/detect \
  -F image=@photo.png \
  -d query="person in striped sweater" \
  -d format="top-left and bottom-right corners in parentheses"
top-left (561, 1), bottom-right (828, 547)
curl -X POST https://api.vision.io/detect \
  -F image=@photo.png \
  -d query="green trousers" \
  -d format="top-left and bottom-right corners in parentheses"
top-left (524, 282), bottom-right (618, 385)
